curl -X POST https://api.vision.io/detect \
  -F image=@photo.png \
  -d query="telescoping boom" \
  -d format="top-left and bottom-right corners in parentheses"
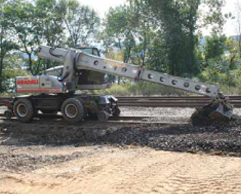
top-left (37, 46), bottom-right (219, 97)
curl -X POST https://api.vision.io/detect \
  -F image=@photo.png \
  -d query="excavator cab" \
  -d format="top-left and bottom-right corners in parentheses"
top-left (77, 45), bottom-right (100, 57)
top-left (76, 45), bottom-right (106, 86)
top-left (43, 45), bottom-right (106, 88)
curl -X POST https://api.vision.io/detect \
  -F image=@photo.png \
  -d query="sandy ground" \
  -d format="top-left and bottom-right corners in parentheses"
top-left (1, 146), bottom-right (241, 194)
top-left (1, 107), bottom-right (241, 194)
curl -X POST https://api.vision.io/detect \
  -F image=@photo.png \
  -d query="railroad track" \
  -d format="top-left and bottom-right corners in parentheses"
top-left (2, 95), bottom-right (241, 108)
top-left (0, 115), bottom-right (188, 125)
top-left (117, 96), bottom-right (241, 108)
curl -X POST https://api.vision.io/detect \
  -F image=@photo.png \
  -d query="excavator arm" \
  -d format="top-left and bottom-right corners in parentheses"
top-left (37, 45), bottom-right (220, 98)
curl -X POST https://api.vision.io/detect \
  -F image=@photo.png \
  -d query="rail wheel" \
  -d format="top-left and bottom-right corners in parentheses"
top-left (61, 98), bottom-right (84, 123)
top-left (113, 106), bottom-right (121, 118)
top-left (97, 110), bottom-right (109, 122)
top-left (4, 110), bottom-right (12, 120)
top-left (13, 98), bottom-right (34, 122)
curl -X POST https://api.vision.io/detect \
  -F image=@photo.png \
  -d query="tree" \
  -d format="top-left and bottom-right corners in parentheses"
top-left (34, 0), bottom-right (66, 70)
top-left (101, 5), bottom-right (137, 84)
top-left (0, 0), bottom-right (19, 91)
top-left (4, 0), bottom-right (41, 75)
top-left (136, 0), bottom-right (200, 76)
top-left (204, 34), bottom-right (226, 60)
top-left (128, 0), bottom-right (226, 76)
top-left (35, 0), bottom-right (66, 47)
top-left (2, 53), bottom-right (27, 92)
top-left (201, 0), bottom-right (226, 34)
top-left (63, 0), bottom-right (100, 47)
top-left (225, 37), bottom-right (238, 70)
top-left (235, 1), bottom-right (241, 56)
top-left (102, 5), bottom-right (137, 63)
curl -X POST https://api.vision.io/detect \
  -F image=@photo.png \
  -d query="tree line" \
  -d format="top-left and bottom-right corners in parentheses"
top-left (0, 0), bottom-right (241, 93)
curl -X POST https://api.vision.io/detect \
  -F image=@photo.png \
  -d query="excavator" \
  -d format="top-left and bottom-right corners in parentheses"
top-left (2, 45), bottom-right (234, 124)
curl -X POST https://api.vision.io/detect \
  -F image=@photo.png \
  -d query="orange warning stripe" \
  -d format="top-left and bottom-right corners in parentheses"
top-left (16, 89), bottom-right (62, 93)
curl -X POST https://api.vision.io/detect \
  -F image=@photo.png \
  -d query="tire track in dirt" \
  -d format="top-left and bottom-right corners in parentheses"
top-left (1, 147), bottom-right (241, 194)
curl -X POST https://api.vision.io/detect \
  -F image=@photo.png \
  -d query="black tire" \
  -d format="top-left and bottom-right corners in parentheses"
top-left (13, 98), bottom-right (34, 122)
top-left (61, 98), bottom-right (84, 123)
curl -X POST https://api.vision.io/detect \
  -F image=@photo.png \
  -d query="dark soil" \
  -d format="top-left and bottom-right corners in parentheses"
top-left (0, 149), bottom-right (89, 172)
top-left (1, 119), bottom-right (241, 159)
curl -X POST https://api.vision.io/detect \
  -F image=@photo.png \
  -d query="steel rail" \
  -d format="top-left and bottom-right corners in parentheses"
top-left (0, 114), bottom-right (188, 125)
top-left (2, 96), bottom-right (241, 108)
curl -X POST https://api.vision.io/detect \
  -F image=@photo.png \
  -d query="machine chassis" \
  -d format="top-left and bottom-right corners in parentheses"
top-left (3, 94), bottom-right (120, 123)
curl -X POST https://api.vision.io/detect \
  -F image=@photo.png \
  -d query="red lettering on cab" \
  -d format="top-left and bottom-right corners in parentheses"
top-left (17, 79), bottom-right (39, 85)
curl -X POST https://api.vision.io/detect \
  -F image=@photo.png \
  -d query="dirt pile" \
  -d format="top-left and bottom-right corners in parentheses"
top-left (0, 150), bottom-right (86, 172)
top-left (190, 101), bottom-right (241, 127)
top-left (1, 120), bottom-right (241, 157)
top-left (191, 112), bottom-right (241, 127)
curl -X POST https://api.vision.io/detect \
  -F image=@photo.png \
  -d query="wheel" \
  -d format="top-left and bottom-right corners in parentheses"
top-left (61, 98), bottom-right (84, 123)
top-left (4, 110), bottom-right (12, 120)
top-left (97, 110), bottom-right (110, 122)
top-left (13, 98), bottom-right (34, 122)
top-left (113, 106), bottom-right (121, 118)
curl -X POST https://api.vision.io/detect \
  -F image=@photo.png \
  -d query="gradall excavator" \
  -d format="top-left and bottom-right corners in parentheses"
top-left (5, 45), bottom-right (233, 124)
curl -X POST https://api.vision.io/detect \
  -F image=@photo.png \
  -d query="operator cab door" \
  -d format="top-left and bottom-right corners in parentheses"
top-left (39, 75), bottom-right (52, 91)
top-left (39, 75), bottom-right (63, 93)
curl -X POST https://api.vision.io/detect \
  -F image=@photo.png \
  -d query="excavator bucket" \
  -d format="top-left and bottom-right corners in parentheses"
top-left (191, 99), bottom-right (234, 126)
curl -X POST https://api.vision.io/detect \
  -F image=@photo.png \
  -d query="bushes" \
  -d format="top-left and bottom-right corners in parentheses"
top-left (106, 84), bottom-right (130, 96)
top-left (105, 73), bottom-right (241, 96)
top-left (104, 82), bottom-right (187, 96)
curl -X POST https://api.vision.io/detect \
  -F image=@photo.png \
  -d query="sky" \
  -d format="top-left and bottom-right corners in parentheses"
top-left (77, 0), bottom-right (240, 36)
top-left (221, 0), bottom-right (239, 36)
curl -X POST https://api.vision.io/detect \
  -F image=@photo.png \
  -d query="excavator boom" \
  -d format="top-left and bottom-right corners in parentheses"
top-left (37, 46), bottom-right (219, 98)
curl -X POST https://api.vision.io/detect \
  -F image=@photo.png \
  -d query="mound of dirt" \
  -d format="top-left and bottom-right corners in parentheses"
top-left (190, 101), bottom-right (241, 127)
top-left (1, 120), bottom-right (241, 157)
top-left (191, 113), bottom-right (241, 127)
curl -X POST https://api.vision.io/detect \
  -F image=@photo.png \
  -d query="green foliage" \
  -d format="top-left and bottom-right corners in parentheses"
top-left (106, 84), bottom-right (130, 96)
top-left (2, 54), bottom-right (28, 92)
top-left (63, 0), bottom-right (100, 47)
top-left (103, 82), bottom-right (187, 96)
top-left (201, 0), bottom-right (225, 34)
top-left (204, 34), bottom-right (226, 60)
top-left (102, 5), bottom-right (135, 63)
top-left (136, 0), bottom-right (201, 76)
top-left (1, 0), bottom-right (240, 97)
top-left (35, 0), bottom-right (66, 47)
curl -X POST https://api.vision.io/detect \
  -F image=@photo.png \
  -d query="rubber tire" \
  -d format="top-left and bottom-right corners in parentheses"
top-left (61, 98), bottom-right (84, 123)
top-left (13, 98), bottom-right (34, 123)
